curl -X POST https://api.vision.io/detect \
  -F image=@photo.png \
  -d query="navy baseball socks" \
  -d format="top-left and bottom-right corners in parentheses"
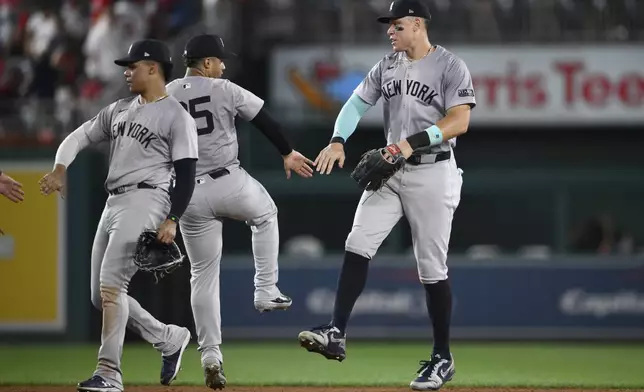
top-left (298, 253), bottom-right (455, 389)
top-left (410, 279), bottom-right (455, 390)
top-left (424, 279), bottom-right (452, 358)
top-left (298, 251), bottom-right (368, 361)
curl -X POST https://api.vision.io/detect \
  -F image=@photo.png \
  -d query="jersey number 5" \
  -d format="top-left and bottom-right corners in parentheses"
top-left (180, 96), bottom-right (215, 136)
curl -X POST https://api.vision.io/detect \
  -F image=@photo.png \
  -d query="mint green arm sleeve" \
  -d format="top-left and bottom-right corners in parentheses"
top-left (331, 93), bottom-right (372, 142)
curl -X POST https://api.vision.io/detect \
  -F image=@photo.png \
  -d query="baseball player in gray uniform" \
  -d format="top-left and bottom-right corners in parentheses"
top-left (39, 39), bottom-right (199, 392)
top-left (298, 1), bottom-right (475, 390)
top-left (165, 34), bottom-right (314, 390)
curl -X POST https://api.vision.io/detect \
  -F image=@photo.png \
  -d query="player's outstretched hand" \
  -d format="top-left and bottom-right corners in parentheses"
top-left (157, 219), bottom-right (177, 244)
top-left (38, 165), bottom-right (66, 198)
top-left (0, 172), bottom-right (24, 203)
top-left (314, 143), bottom-right (345, 175)
top-left (283, 150), bottom-right (315, 179)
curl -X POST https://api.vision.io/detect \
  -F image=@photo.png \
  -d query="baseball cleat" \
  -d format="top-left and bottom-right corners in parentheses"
top-left (160, 327), bottom-right (191, 385)
top-left (77, 375), bottom-right (121, 392)
top-left (409, 353), bottom-right (455, 391)
top-left (254, 293), bottom-right (293, 313)
top-left (204, 362), bottom-right (227, 390)
top-left (297, 324), bottom-right (346, 362)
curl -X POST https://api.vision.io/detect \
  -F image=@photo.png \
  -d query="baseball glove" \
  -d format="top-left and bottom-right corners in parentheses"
top-left (133, 230), bottom-right (185, 283)
top-left (350, 144), bottom-right (406, 191)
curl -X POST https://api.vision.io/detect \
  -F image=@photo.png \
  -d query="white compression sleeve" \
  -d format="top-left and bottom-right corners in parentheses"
top-left (54, 122), bottom-right (92, 169)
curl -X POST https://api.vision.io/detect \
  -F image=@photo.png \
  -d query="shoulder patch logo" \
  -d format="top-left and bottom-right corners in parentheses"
top-left (458, 89), bottom-right (474, 97)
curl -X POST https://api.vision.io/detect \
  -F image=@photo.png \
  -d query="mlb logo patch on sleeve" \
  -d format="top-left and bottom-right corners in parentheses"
top-left (458, 89), bottom-right (474, 97)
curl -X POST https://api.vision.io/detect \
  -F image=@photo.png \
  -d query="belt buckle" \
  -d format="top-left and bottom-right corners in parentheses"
top-left (116, 186), bottom-right (125, 194)
top-left (407, 155), bottom-right (421, 165)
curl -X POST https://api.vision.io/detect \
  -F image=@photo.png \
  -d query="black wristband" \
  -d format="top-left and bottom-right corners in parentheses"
top-left (330, 136), bottom-right (345, 144)
top-left (406, 131), bottom-right (431, 150)
top-left (166, 214), bottom-right (179, 223)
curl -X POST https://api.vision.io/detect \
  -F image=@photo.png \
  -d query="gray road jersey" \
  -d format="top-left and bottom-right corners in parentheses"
top-left (166, 76), bottom-right (264, 176)
top-left (84, 95), bottom-right (199, 192)
top-left (354, 45), bottom-right (476, 152)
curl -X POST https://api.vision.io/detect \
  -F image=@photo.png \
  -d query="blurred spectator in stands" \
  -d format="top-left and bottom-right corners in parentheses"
top-left (428, 0), bottom-right (471, 41)
top-left (581, 0), bottom-right (615, 40)
top-left (82, 0), bottom-right (149, 117)
top-left (608, 0), bottom-right (644, 41)
top-left (1, 0), bottom-right (30, 56)
top-left (526, 0), bottom-right (560, 41)
top-left (624, 0), bottom-right (644, 40)
top-left (493, 0), bottom-right (530, 41)
top-left (0, 58), bottom-right (25, 137)
top-left (555, 0), bottom-right (585, 40)
top-left (61, 0), bottom-right (88, 42)
top-left (467, 0), bottom-right (501, 42)
top-left (570, 214), bottom-right (635, 255)
top-left (0, 0), bottom-right (17, 54)
top-left (21, 3), bottom-right (61, 135)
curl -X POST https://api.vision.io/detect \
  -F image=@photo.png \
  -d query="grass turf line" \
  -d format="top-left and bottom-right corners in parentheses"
top-left (0, 342), bottom-right (642, 388)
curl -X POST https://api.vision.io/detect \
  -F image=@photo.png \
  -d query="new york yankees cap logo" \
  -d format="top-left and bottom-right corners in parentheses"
top-left (115, 39), bottom-right (173, 66)
top-left (183, 34), bottom-right (237, 60)
top-left (378, 0), bottom-right (432, 23)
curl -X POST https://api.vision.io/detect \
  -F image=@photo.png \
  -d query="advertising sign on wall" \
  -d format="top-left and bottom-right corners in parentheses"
top-left (269, 45), bottom-right (644, 127)
top-left (218, 256), bottom-right (644, 340)
top-left (0, 162), bottom-right (66, 332)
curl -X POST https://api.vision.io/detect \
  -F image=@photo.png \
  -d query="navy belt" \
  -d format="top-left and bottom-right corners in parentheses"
top-left (208, 168), bottom-right (230, 180)
top-left (406, 150), bottom-right (451, 165)
top-left (108, 182), bottom-right (158, 196)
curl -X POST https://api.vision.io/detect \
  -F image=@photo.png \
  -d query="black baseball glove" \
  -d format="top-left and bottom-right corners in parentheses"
top-left (133, 229), bottom-right (185, 283)
top-left (350, 144), bottom-right (406, 191)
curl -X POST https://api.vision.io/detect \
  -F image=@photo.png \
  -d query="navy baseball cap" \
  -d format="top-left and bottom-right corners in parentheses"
top-left (377, 0), bottom-right (432, 23)
top-left (114, 39), bottom-right (173, 67)
top-left (183, 34), bottom-right (236, 60)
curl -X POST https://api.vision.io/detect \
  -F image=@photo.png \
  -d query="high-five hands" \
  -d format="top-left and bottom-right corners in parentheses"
top-left (0, 172), bottom-right (25, 203)
top-left (38, 165), bottom-right (66, 198)
top-left (314, 143), bottom-right (345, 175)
top-left (283, 150), bottom-right (315, 179)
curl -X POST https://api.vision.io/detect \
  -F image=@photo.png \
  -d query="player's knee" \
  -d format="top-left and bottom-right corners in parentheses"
top-left (91, 289), bottom-right (103, 310)
top-left (417, 264), bottom-right (448, 284)
top-left (100, 285), bottom-right (122, 306)
top-left (248, 209), bottom-right (277, 231)
top-left (345, 230), bottom-right (377, 259)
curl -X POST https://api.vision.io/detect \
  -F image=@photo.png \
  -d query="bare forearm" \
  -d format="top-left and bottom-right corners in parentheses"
top-left (398, 106), bottom-right (471, 157)
top-left (434, 111), bottom-right (470, 140)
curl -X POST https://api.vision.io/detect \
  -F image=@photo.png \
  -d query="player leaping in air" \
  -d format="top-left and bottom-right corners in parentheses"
top-left (298, 1), bottom-right (476, 391)
top-left (166, 34), bottom-right (315, 390)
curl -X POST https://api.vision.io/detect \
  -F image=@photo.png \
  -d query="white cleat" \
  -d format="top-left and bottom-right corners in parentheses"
top-left (254, 293), bottom-right (292, 313)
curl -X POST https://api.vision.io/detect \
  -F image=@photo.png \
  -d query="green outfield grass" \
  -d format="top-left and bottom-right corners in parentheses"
top-left (0, 342), bottom-right (643, 389)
